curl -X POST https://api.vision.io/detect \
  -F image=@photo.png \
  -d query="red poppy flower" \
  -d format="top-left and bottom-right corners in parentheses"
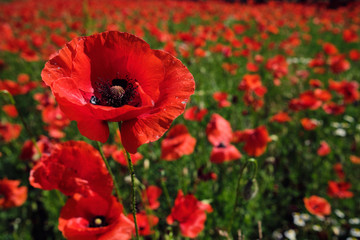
top-left (59, 193), bottom-right (133, 240)
top-left (328, 55), bottom-right (350, 74)
top-left (304, 195), bottom-right (331, 217)
top-left (329, 80), bottom-right (359, 104)
top-left (206, 114), bottom-right (233, 147)
top-left (0, 178), bottom-right (27, 209)
top-left (349, 49), bottom-right (360, 61)
top-left (210, 144), bottom-right (241, 164)
top-left (42, 105), bottom-right (70, 139)
top-left (323, 42), bottom-right (338, 55)
top-left (317, 141), bottom-right (331, 157)
top-left (2, 104), bottom-right (18, 118)
top-left (127, 212), bottom-right (159, 236)
top-left (30, 141), bottom-right (113, 197)
top-left (309, 79), bottom-right (323, 88)
top-left (322, 102), bottom-right (345, 115)
top-left (0, 122), bottom-right (22, 143)
top-left (333, 163), bottom-right (345, 179)
top-left (102, 144), bottom-right (117, 158)
top-left (161, 124), bottom-right (196, 161)
top-left (20, 135), bottom-right (53, 162)
top-left (232, 126), bottom-right (270, 157)
top-left (112, 149), bottom-right (143, 166)
top-left (270, 112), bottom-right (291, 123)
top-left (265, 55), bottom-right (288, 78)
top-left (167, 190), bottom-right (212, 238)
top-left (327, 181), bottom-right (353, 199)
top-left (184, 106), bottom-right (208, 122)
top-left (142, 185), bottom-right (162, 210)
top-left (350, 155), bottom-right (360, 164)
top-left (343, 29), bottom-right (358, 43)
top-left (0, 79), bottom-right (36, 96)
top-left (300, 118), bottom-right (318, 131)
top-left (41, 31), bottom-right (195, 153)
top-left (212, 92), bottom-right (231, 108)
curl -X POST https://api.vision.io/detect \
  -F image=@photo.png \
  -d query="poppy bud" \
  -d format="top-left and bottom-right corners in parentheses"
top-left (243, 179), bottom-right (258, 200)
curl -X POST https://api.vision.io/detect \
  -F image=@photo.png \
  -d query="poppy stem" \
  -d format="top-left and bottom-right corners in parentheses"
top-left (124, 149), bottom-right (140, 240)
top-left (227, 160), bottom-right (249, 235)
top-left (95, 141), bottom-right (123, 205)
top-left (1, 90), bottom-right (41, 155)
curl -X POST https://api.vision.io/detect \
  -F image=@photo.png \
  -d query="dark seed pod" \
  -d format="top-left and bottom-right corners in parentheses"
top-left (243, 179), bottom-right (258, 200)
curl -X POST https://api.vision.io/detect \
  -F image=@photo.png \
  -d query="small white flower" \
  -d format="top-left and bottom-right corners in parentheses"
top-left (293, 216), bottom-right (306, 227)
top-left (305, 140), bottom-right (311, 146)
top-left (344, 115), bottom-right (354, 123)
top-left (312, 225), bottom-right (322, 232)
top-left (350, 228), bottom-right (360, 237)
top-left (284, 229), bottom-right (296, 240)
top-left (332, 226), bottom-right (340, 236)
top-left (300, 213), bottom-right (310, 221)
top-left (334, 128), bottom-right (346, 137)
top-left (270, 135), bottom-right (278, 141)
top-left (349, 218), bottom-right (360, 225)
top-left (272, 231), bottom-right (283, 240)
top-left (331, 122), bottom-right (341, 128)
top-left (335, 209), bottom-right (345, 218)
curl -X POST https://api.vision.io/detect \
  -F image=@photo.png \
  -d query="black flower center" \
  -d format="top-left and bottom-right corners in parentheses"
top-left (90, 76), bottom-right (139, 108)
top-left (88, 215), bottom-right (108, 228)
top-left (217, 142), bottom-right (227, 148)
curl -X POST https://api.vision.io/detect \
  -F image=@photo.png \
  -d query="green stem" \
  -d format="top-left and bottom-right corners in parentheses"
top-left (227, 160), bottom-right (249, 234)
top-left (1, 90), bottom-right (41, 154)
top-left (118, 122), bottom-right (140, 239)
top-left (125, 149), bottom-right (140, 240)
top-left (96, 141), bottom-right (123, 205)
top-left (160, 170), bottom-right (172, 209)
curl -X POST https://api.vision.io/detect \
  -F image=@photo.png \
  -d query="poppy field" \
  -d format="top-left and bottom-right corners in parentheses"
top-left (1, 0), bottom-right (360, 239)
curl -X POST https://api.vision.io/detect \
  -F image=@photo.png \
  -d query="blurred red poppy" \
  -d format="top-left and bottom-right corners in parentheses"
top-left (2, 104), bottom-right (18, 118)
top-left (210, 144), bottom-right (241, 164)
top-left (233, 126), bottom-right (270, 157)
top-left (0, 122), bottom-right (22, 143)
top-left (20, 135), bottom-right (53, 162)
top-left (350, 155), bottom-right (360, 164)
top-left (0, 178), bottom-right (27, 209)
top-left (161, 124), bottom-right (196, 161)
top-left (42, 31), bottom-right (195, 153)
top-left (184, 106), bottom-right (208, 122)
top-left (270, 112), bottom-right (291, 123)
top-left (317, 141), bottom-right (331, 156)
top-left (300, 118), bottom-right (318, 131)
top-left (327, 181), bottom-right (353, 198)
top-left (167, 190), bottom-right (212, 238)
top-left (112, 149), bottom-right (143, 166)
top-left (304, 196), bottom-right (331, 217)
top-left (206, 114), bottom-right (232, 147)
top-left (333, 163), bottom-right (345, 179)
top-left (30, 141), bottom-right (113, 197)
top-left (59, 193), bottom-right (133, 240)
top-left (322, 102), bottom-right (345, 115)
top-left (142, 185), bottom-right (162, 210)
top-left (127, 212), bottom-right (159, 236)
top-left (212, 92), bottom-right (231, 108)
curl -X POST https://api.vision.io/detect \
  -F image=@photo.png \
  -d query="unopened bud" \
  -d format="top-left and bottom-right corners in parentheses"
top-left (243, 179), bottom-right (258, 200)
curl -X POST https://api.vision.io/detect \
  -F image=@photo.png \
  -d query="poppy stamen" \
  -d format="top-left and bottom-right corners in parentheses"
top-left (90, 76), bottom-right (139, 108)
top-left (89, 215), bottom-right (108, 228)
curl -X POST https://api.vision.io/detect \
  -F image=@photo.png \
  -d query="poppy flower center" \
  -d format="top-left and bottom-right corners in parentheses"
top-left (217, 142), bottom-right (227, 148)
top-left (89, 215), bottom-right (108, 228)
top-left (90, 77), bottom-right (139, 108)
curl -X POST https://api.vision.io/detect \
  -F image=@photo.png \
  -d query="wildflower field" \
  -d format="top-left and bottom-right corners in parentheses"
top-left (0, 0), bottom-right (360, 239)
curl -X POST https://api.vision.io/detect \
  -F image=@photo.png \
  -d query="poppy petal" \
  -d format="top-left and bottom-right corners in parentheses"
top-left (77, 120), bottom-right (109, 143)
